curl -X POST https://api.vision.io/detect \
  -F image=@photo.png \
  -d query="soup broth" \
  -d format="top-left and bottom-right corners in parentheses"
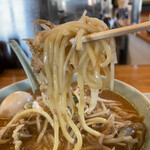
top-left (0, 86), bottom-right (146, 150)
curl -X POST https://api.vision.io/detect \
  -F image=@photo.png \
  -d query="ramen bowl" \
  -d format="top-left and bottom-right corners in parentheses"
top-left (0, 77), bottom-right (150, 150)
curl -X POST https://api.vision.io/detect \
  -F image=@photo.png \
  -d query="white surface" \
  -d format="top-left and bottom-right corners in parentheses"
top-left (127, 34), bottom-right (150, 65)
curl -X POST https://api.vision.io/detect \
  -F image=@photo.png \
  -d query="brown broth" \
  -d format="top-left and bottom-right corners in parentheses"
top-left (0, 89), bottom-right (146, 150)
top-left (100, 89), bottom-right (136, 111)
top-left (98, 89), bottom-right (147, 150)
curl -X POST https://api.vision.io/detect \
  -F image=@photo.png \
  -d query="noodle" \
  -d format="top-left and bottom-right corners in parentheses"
top-left (36, 114), bottom-right (41, 132)
top-left (0, 12), bottom-right (146, 150)
top-left (37, 120), bottom-right (48, 143)
top-left (12, 124), bottom-right (24, 150)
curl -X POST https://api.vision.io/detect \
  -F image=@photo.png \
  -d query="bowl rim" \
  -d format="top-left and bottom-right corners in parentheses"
top-left (113, 78), bottom-right (150, 104)
top-left (0, 78), bottom-right (150, 103)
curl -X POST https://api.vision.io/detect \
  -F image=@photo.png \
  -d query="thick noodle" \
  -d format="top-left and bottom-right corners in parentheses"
top-left (30, 13), bottom-right (116, 149)
top-left (0, 12), bottom-right (120, 150)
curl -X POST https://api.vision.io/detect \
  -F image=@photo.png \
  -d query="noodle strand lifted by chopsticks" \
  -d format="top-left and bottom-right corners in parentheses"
top-left (0, 12), bottom-right (117, 150)
top-left (27, 12), bottom-right (116, 149)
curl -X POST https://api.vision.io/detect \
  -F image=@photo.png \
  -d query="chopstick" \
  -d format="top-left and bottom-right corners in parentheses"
top-left (70, 21), bottom-right (150, 43)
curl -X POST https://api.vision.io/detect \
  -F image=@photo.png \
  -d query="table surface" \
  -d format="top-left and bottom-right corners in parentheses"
top-left (0, 65), bottom-right (150, 93)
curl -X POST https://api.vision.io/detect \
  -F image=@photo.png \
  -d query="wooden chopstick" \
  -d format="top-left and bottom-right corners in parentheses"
top-left (70, 21), bottom-right (150, 43)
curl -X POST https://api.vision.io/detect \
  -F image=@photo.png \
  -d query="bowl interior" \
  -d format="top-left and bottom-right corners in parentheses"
top-left (0, 76), bottom-right (150, 150)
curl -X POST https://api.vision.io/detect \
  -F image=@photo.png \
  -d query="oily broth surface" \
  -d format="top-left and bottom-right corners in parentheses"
top-left (100, 89), bottom-right (138, 115)
top-left (0, 88), bottom-right (146, 150)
